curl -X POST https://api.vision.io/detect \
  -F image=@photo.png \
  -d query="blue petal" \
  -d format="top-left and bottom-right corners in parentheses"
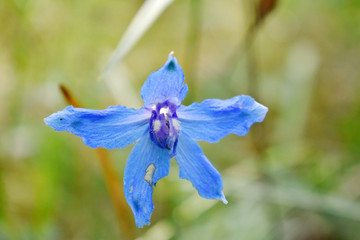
top-left (140, 52), bottom-right (188, 107)
top-left (124, 133), bottom-right (171, 228)
top-left (174, 133), bottom-right (227, 203)
top-left (178, 83), bottom-right (188, 102)
top-left (177, 95), bottom-right (268, 143)
top-left (44, 105), bottom-right (151, 149)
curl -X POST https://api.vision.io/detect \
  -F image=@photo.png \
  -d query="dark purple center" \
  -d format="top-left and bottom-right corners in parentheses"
top-left (149, 100), bottom-right (180, 153)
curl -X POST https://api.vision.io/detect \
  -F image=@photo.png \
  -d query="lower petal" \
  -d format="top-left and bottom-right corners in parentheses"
top-left (124, 133), bottom-right (171, 228)
top-left (174, 133), bottom-right (227, 203)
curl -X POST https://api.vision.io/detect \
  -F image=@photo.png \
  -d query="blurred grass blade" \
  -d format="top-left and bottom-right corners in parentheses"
top-left (103, 0), bottom-right (174, 77)
top-left (225, 177), bottom-right (360, 222)
top-left (104, 62), bottom-right (143, 107)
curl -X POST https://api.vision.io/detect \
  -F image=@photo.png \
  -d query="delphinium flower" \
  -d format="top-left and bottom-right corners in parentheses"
top-left (44, 52), bottom-right (268, 228)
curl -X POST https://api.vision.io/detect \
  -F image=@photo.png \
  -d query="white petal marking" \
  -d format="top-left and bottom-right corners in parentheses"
top-left (153, 120), bottom-right (161, 132)
top-left (144, 163), bottom-right (156, 185)
top-left (172, 118), bottom-right (180, 131)
top-left (160, 107), bottom-right (169, 115)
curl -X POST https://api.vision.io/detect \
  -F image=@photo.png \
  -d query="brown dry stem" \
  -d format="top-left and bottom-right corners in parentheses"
top-left (59, 84), bottom-right (136, 240)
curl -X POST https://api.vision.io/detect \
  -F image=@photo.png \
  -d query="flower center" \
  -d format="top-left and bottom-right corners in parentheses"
top-left (149, 100), bottom-right (180, 152)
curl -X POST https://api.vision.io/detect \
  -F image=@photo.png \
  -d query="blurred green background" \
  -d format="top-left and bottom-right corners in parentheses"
top-left (1, 0), bottom-right (360, 239)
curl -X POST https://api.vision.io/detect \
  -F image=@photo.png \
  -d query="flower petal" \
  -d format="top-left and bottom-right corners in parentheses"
top-left (178, 83), bottom-right (188, 102)
top-left (140, 52), bottom-right (187, 107)
top-left (177, 95), bottom-right (268, 143)
top-left (174, 133), bottom-right (227, 203)
top-left (44, 105), bottom-right (151, 149)
top-left (124, 133), bottom-right (171, 228)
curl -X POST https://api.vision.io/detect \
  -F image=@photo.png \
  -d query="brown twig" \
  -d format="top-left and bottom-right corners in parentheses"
top-left (255, 0), bottom-right (278, 26)
top-left (59, 84), bottom-right (136, 240)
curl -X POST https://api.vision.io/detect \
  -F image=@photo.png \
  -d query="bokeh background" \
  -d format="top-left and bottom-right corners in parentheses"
top-left (1, 0), bottom-right (360, 239)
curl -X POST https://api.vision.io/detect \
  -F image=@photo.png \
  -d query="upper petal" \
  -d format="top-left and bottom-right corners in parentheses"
top-left (44, 105), bottom-right (151, 149)
top-left (177, 95), bottom-right (268, 143)
top-left (174, 133), bottom-right (227, 203)
top-left (124, 133), bottom-right (171, 228)
top-left (140, 52), bottom-right (188, 107)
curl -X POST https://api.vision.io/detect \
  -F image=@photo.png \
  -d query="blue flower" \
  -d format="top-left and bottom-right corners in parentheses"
top-left (44, 52), bottom-right (268, 228)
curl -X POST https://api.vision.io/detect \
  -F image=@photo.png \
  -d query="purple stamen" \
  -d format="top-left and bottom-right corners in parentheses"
top-left (149, 100), bottom-right (179, 154)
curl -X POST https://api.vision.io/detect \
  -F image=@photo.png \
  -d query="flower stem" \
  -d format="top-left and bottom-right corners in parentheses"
top-left (184, 0), bottom-right (203, 102)
top-left (59, 85), bottom-right (136, 239)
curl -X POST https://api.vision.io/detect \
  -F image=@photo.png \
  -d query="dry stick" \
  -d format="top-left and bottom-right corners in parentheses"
top-left (59, 85), bottom-right (136, 240)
